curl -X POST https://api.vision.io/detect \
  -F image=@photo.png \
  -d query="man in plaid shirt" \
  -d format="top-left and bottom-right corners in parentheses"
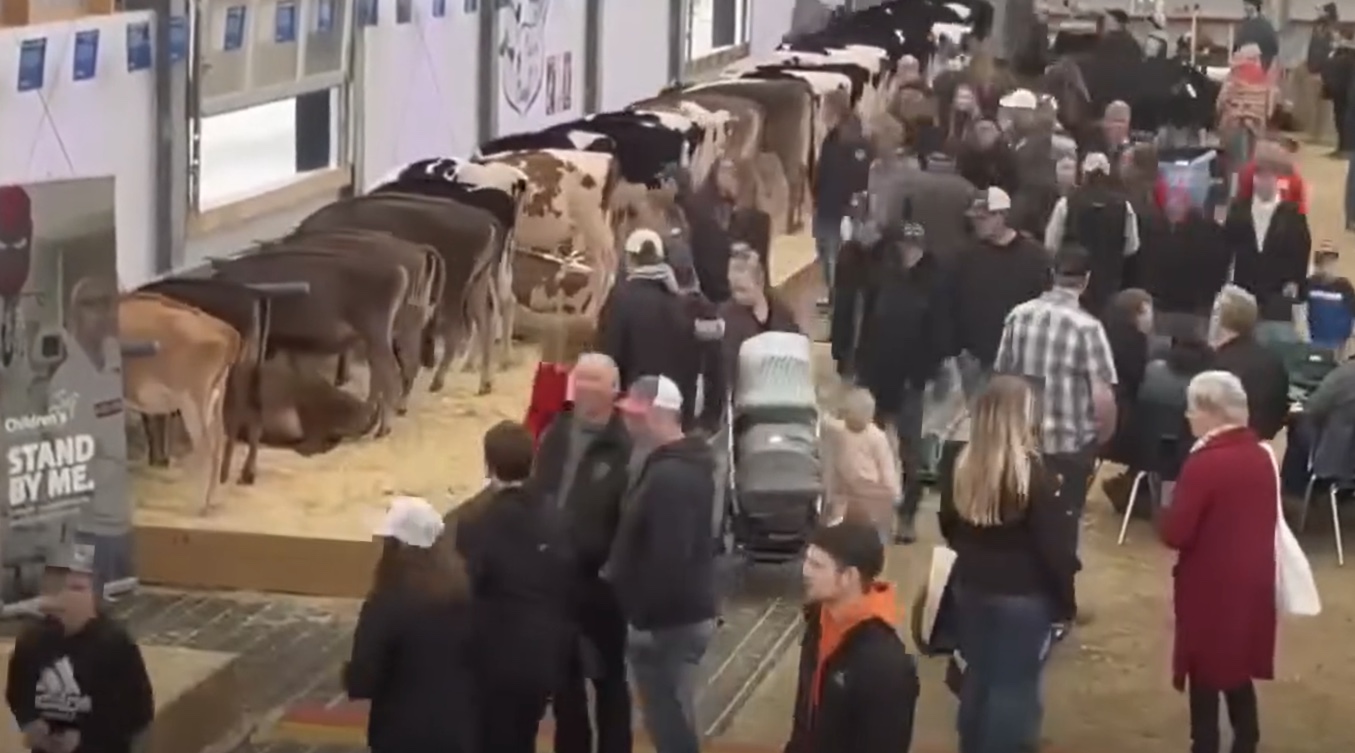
top-left (994, 244), bottom-right (1118, 628)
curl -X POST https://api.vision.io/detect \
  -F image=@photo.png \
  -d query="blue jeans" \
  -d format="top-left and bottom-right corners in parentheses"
top-left (956, 590), bottom-right (1052, 753)
top-left (627, 620), bottom-right (716, 753)
top-left (812, 214), bottom-right (841, 295)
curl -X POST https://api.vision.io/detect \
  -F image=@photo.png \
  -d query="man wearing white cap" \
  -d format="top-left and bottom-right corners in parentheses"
top-left (604, 375), bottom-right (717, 753)
top-left (1044, 151), bottom-right (1140, 314)
top-left (950, 187), bottom-right (1052, 397)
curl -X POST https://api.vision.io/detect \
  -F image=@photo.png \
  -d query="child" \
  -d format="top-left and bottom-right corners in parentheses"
top-left (1306, 243), bottom-right (1355, 354)
top-left (823, 387), bottom-right (902, 544)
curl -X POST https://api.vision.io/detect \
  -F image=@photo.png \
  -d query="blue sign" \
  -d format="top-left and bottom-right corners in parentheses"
top-left (223, 5), bottom-right (247, 51)
top-left (275, 1), bottom-right (297, 42)
top-left (72, 29), bottom-right (99, 82)
top-left (432, 0), bottom-right (445, 16)
top-left (126, 21), bottom-right (152, 72)
top-left (359, 0), bottom-right (378, 26)
top-left (395, 0), bottom-right (411, 23)
top-left (17, 38), bottom-right (46, 92)
top-left (316, 0), bottom-right (334, 31)
top-left (168, 16), bottom-right (188, 62)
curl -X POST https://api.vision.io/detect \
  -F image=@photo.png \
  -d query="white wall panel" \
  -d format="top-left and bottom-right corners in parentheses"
top-left (598, 0), bottom-right (671, 111)
top-left (495, 0), bottom-right (587, 135)
top-left (749, 0), bottom-right (795, 56)
top-left (356, 0), bottom-right (480, 189)
top-left (0, 13), bottom-right (158, 287)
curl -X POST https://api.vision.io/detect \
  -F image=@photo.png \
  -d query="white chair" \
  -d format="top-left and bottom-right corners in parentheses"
top-left (1116, 470), bottom-right (1160, 546)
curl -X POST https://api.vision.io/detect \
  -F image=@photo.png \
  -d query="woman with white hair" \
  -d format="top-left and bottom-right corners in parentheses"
top-left (1159, 370), bottom-right (1277, 753)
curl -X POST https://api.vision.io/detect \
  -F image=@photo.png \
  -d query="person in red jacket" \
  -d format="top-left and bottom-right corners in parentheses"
top-left (1233, 137), bottom-right (1308, 214)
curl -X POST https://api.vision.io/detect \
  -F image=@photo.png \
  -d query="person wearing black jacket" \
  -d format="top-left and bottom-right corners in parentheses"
top-left (532, 356), bottom-right (633, 753)
top-left (1042, 154), bottom-right (1140, 315)
top-left (1138, 193), bottom-right (1231, 341)
top-left (857, 223), bottom-right (951, 543)
top-left (1323, 32), bottom-right (1355, 153)
top-left (940, 376), bottom-right (1076, 753)
top-left (345, 497), bottom-right (476, 753)
top-left (785, 520), bottom-right (918, 753)
top-left (597, 229), bottom-right (724, 433)
top-left (455, 421), bottom-right (575, 753)
top-left (1222, 167), bottom-right (1312, 344)
top-left (951, 187), bottom-right (1052, 397)
top-left (605, 375), bottom-right (718, 753)
top-left (813, 91), bottom-right (872, 299)
top-left (6, 545), bottom-right (153, 753)
top-left (1209, 285), bottom-right (1291, 441)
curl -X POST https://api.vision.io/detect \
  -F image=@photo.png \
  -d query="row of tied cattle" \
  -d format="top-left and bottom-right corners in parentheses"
top-left (126, 0), bottom-right (990, 514)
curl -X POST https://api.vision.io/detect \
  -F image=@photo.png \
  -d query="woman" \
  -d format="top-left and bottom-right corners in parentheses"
top-left (1160, 371), bottom-right (1277, 753)
top-left (1130, 334), bottom-right (1214, 510)
top-left (456, 421), bottom-right (575, 753)
top-left (345, 496), bottom-right (476, 753)
top-left (942, 82), bottom-right (980, 151)
top-left (940, 376), bottom-right (1076, 753)
top-left (1099, 289), bottom-right (1154, 504)
top-left (957, 120), bottom-right (1019, 193)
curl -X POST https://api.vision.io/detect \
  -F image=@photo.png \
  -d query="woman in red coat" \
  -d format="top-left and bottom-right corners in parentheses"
top-left (1160, 370), bottom-right (1277, 753)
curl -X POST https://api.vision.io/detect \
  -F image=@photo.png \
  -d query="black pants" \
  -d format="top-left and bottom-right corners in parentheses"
top-left (1336, 94), bottom-right (1350, 151)
top-left (553, 583), bottom-right (633, 753)
top-left (480, 687), bottom-right (550, 753)
top-left (1041, 447), bottom-right (1095, 622)
top-left (1189, 680), bottom-right (1259, 753)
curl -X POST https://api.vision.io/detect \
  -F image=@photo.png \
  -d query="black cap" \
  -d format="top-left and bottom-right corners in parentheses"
top-left (1053, 243), bottom-right (1092, 278)
top-left (807, 520), bottom-right (884, 582)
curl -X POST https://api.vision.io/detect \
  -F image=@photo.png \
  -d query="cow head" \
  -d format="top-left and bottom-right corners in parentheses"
top-left (0, 185), bottom-right (34, 299)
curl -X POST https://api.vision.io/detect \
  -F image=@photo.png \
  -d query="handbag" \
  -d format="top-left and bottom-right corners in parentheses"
top-left (1261, 444), bottom-right (1323, 616)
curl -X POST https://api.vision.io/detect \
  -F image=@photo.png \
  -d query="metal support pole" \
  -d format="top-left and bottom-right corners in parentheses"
top-left (668, 0), bottom-right (686, 83)
top-left (478, 0), bottom-right (499, 140)
top-left (583, 0), bottom-right (601, 113)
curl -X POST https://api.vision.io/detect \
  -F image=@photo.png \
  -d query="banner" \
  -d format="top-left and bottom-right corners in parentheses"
top-left (495, 0), bottom-right (586, 135)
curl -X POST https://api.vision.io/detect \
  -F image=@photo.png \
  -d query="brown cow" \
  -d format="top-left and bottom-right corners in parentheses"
top-left (207, 248), bottom-right (409, 436)
top-left (274, 227), bottom-right (443, 407)
top-left (295, 193), bottom-right (504, 395)
top-left (253, 355), bottom-right (379, 454)
top-left (121, 293), bottom-right (242, 514)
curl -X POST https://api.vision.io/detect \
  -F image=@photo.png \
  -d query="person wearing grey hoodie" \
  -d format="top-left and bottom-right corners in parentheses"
top-left (897, 152), bottom-right (976, 265)
top-left (1235, 0), bottom-right (1278, 68)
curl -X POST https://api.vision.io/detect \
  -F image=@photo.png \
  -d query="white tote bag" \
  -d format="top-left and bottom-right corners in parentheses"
top-left (1262, 444), bottom-right (1322, 616)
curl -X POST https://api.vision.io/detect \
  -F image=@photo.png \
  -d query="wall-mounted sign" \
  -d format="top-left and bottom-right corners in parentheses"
top-left (396, 0), bottom-right (412, 23)
top-left (224, 5), bottom-right (247, 51)
top-left (317, 0), bottom-right (335, 31)
top-left (168, 16), bottom-right (188, 62)
top-left (359, 0), bottom-right (379, 26)
top-left (275, 1), bottom-right (298, 42)
top-left (17, 38), bottom-right (46, 92)
top-left (72, 30), bottom-right (99, 82)
top-left (432, 0), bottom-right (445, 17)
top-left (126, 22), bottom-right (151, 72)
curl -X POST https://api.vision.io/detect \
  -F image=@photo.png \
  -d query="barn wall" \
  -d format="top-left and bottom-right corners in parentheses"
top-left (494, 0), bottom-right (589, 136)
top-left (0, 13), bottom-right (159, 288)
top-left (749, 0), bottom-right (796, 56)
top-left (598, 0), bottom-right (673, 111)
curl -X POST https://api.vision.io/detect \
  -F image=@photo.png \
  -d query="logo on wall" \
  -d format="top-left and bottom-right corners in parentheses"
top-left (498, 0), bottom-right (552, 115)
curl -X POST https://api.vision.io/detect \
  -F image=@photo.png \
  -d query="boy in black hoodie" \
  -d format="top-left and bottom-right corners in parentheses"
top-left (6, 545), bottom-right (153, 753)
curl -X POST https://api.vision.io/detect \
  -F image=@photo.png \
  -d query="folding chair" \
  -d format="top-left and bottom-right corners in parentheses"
top-left (1117, 432), bottom-right (1180, 545)
top-left (1298, 460), bottom-right (1347, 567)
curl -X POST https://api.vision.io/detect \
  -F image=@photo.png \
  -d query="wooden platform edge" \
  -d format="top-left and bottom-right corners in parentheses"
top-left (146, 652), bottom-right (245, 753)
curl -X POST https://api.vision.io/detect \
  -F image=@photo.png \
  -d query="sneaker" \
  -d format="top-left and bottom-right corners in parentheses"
top-left (894, 517), bottom-right (917, 544)
top-left (1050, 622), bottom-right (1070, 643)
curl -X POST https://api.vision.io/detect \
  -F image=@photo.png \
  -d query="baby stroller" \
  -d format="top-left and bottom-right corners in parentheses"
top-left (725, 331), bottom-right (823, 563)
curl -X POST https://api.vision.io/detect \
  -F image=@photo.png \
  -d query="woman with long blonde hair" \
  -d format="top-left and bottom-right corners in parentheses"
top-left (941, 376), bottom-right (1075, 753)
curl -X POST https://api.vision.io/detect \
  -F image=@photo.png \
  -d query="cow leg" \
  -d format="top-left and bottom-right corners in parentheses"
top-left (419, 321), bottom-right (438, 370)
top-left (499, 300), bottom-right (517, 371)
top-left (178, 396), bottom-right (219, 515)
top-left (363, 330), bottom-right (401, 438)
top-left (393, 311), bottom-right (421, 414)
top-left (239, 416), bottom-right (263, 485)
top-left (143, 415), bottom-right (170, 467)
top-left (496, 247), bottom-right (517, 370)
top-left (334, 352), bottom-right (350, 386)
top-left (472, 282), bottom-right (495, 396)
top-left (430, 316), bottom-right (465, 393)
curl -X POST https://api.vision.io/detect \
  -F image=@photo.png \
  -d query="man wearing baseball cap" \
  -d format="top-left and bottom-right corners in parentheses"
top-left (951, 186), bottom-right (1052, 397)
top-left (7, 545), bottom-right (154, 753)
top-left (604, 375), bottom-right (718, 753)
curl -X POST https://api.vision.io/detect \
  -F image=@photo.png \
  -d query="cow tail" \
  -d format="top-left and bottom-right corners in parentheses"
top-left (599, 157), bottom-right (623, 214)
top-left (250, 297), bottom-right (272, 413)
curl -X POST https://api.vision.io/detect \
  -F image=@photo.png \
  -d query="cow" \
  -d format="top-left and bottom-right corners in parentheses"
top-left (206, 248), bottom-right (410, 436)
top-left (252, 355), bottom-right (380, 454)
top-left (477, 129), bottom-right (616, 158)
top-left (136, 277), bottom-right (271, 485)
top-left (272, 228), bottom-right (441, 408)
top-left (476, 149), bottom-right (620, 317)
top-left (627, 100), bottom-right (735, 188)
top-left (121, 292), bottom-right (243, 514)
top-left (294, 192), bottom-right (505, 395)
top-left (370, 157), bottom-right (530, 374)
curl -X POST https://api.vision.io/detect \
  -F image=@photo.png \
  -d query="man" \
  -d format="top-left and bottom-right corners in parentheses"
top-left (1043, 152), bottom-right (1141, 315)
top-left (1099, 9), bottom-right (1144, 60)
top-left (6, 545), bottom-right (154, 753)
top-left (1233, 137), bottom-right (1309, 214)
top-left (597, 229), bottom-right (724, 432)
top-left (784, 520), bottom-right (918, 753)
top-left (1324, 29), bottom-right (1355, 155)
top-left (897, 151), bottom-right (976, 265)
top-left (855, 223), bottom-right (950, 544)
top-left (950, 187), bottom-right (1052, 398)
top-left (605, 375), bottom-right (718, 753)
top-left (1138, 188), bottom-right (1231, 341)
top-left (1209, 285), bottom-right (1290, 441)
top-left (533, 353), bottom-right (633, 753)
top-left (718, 244), bottom-right (800, 386)
top-left (1222, 161), bottom-right (1311, 346)
top-left (1086, 101), bottom-right (1133, 167)
top-left (1303, 4), bottom-right (1338, 141)
top-left (1235, 0), bottom-right (1279, 69)
top-left (813, 90), bottom-right (872, 303)
top-left (995, 244), bottom-right (1118, 629)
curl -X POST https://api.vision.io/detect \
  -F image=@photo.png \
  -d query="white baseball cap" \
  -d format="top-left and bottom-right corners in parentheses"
top-left (616, 374), bottom-right (683, 413)
top-left (998, 88), bottom-right (1038, 110)
top-left (373, 496), bottom-right (445, 548)
top-left (624, 228), bottom-right (665, 257)
top-left (969, 186), bottom-right (1012, 213)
